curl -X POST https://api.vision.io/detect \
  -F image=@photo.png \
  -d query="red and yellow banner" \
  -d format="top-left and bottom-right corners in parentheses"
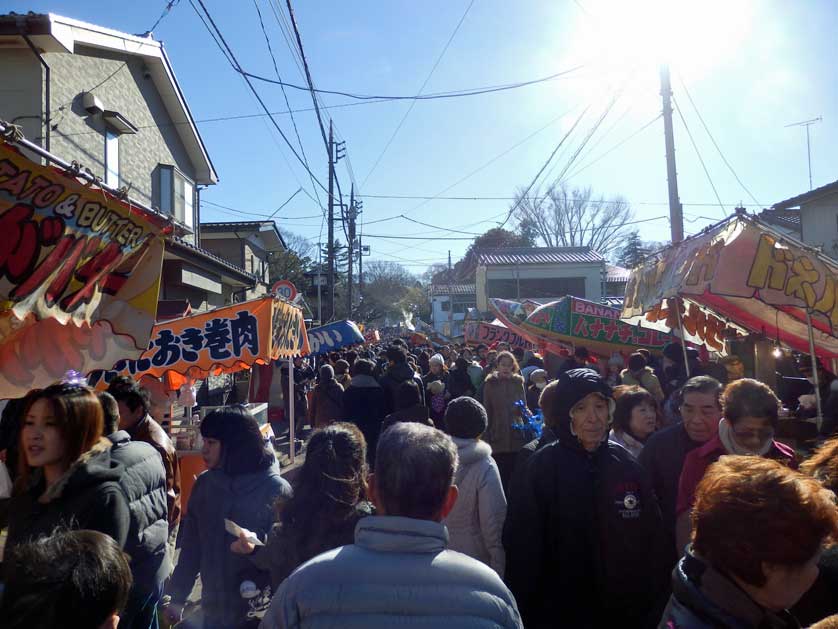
top-left (0, 141), bottom-right (165, 397)
top-left (89, 296), bottom-right (308, 390)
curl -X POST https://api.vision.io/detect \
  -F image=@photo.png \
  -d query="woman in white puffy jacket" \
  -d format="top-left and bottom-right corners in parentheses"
top-left (442, 396), bottom-right (507, 578)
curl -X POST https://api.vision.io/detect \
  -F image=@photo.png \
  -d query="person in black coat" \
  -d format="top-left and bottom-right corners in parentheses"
top-left (3, 383), bottom-right (130, 551)
top-left (99, 391), bottom-right (171, 629)
top-left (342, 359), bottom-right (388, 467)
top-left (503, 369), bottom-right (666, 629)
top-left (379, 345), bottom-right (425, 413)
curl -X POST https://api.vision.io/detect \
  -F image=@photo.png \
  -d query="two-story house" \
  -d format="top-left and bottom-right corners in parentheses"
top-left (0, 12), bottom-right (256, 310)
top-left (770, 181), bottom-right (838, 259)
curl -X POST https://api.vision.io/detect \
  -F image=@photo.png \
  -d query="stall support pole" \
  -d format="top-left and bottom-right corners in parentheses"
top-left (675, 299), bottom-right (691, 378)
top-left (288, 356), bottom-right (296, 464)
top-left (806, 310), bottom-right (823, 430)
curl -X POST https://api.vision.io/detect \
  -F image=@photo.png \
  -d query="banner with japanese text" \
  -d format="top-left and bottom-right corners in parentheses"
top-left (0, 141), bottom-right (166, 397)
top-left (307, 320), bottom-right (365, 355)
top-left (622, 215), bottom-right (838, 357)
top-left (464, 321), bottom-right (534, 350)
top-left (89, 296), bottom-right (308, 390)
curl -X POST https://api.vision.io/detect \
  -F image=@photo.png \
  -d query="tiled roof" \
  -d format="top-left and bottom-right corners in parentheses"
top-left (430, 284), bottom-right (476, 296)
top-left (773, 180), bottom-right (838, 210)
top-left (605, 264), bottom-right (630, 282)
top-left (169, 236), bottom-right (257, 282)
top-left (476, 246), bottom-right (604, 265)
top-left (201, 221), bottom-right (271, 230)
top-left (602, 296), bottom-right (624, 308)
top-left (757, 209), bottom-right (802, 233)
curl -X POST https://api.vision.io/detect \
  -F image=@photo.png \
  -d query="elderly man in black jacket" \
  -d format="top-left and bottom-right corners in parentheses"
top-left (99, 392), bottom-right (171, 629)
top-left (503, 369), bottom-right (667, 629)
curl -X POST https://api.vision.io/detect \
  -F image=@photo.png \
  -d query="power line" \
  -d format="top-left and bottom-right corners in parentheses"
top-left (253, 0), bottom-right (324, 214)
top-left (362, 0), bottom-right (476, 187)
top-left (497, 107), bottom-right (590, 229)
top-left (673, 96), bottom-right (726, 216)
top-left (189, 0), bottom-right (330, 197)
top-left (677, 75), bottom-right (761, 206)
top-left (240, 64), bottom-right (584, 101)
top-left (147, 0), bottom-right (181, 34)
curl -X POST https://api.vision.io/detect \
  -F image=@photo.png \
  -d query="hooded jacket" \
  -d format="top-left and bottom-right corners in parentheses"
top-left (342, 375), bottom-right (388, 465)
top-left (660, 549), bottom-right (801, 629)
top-left (620, 366), bottom-right (665, 402)
top-left (482, 372), bottom-right (527, 454)
top-left (259, 516), bottom-right (523, 629)
top-left (127, 414), bottom-right (181, 529)
top-left (503, 369), bottom-right (667, 628)
top-left (443, 438), bottom-right (507, 577)
top-left (107, 430), bottom-right (172, 592)
top-left (169, 455), bottom-right (292, 627)
top-left (5, 438), bottom-right (130, 550)
top-left (379, 362), bottom-right (425, 414)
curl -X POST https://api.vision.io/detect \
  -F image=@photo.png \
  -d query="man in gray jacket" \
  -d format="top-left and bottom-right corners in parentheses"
top-left (99, 392), bottom-right (171, 629)
top-left (260, 422), bottom-right (523, 629)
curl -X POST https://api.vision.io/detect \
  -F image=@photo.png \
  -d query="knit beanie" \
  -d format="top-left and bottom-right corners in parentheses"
top-left (320, 364), bottom-right (335, 381)
top-left (445, 396), bottom-right (488, 439)
top-left (429, 353), bottom-right (445, 367)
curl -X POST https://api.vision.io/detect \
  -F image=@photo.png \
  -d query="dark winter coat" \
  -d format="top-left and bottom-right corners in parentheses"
top-left (422, 371), bottom-right (449, 425)
top-left (638, 423), bottom-right (703, 573)
top-left (342, 375), bottom-right (388, 467)
top-left (503, 408), bottom-right (667, 628)
top-left (791, 546), bottom-right (838, 626)
top-left (127, 414), bottom-right (181, 529)
top-left (482, 373), bottom-right (527, 454)
top-left (168, 457), bottom-right (292, 627)
top-left (448, 366), bottom-right (475, 398)
top-left (5, 438), bottom-right (130, 550)
top-left (107, 430), bottom-right (172, 594)
top-left (250, 501), bottom-right (374, 591)
top-left (505, 426), bottom-right (558, 501)
top-left (660, 549), bottom-right (801, 629)
top-left (379, 362), bottom-right (425, 414)
top-left (382, 405), bottom-right (434, 432)
top-left (310, 380), bottom-right (344, 429)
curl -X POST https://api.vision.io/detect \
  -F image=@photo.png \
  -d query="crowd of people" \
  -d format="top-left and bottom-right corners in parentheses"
top-left (2, 337), bottom-right (838, 628)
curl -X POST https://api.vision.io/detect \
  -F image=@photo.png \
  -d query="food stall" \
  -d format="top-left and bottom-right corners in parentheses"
top-left (89, 295), bottom-right (309, 510)
top-left (622, 212), bottom-right (838, 428)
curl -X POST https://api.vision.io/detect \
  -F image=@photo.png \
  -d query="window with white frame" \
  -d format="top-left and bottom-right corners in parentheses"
top-left (159, 165), bottom-right (194, 228)
top-left (105, 130), bottom-right (119, 187)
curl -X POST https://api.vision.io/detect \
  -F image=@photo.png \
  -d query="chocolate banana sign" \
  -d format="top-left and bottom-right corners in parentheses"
top-left (0, 141), bottom-right (165, 397)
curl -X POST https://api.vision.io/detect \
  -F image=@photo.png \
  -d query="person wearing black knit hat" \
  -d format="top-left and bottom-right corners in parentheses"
top-left (503, 368), bottom-right (667, 629)
top-left (442, 397), bottom-right (506, 578)
top-left (165, 407), bottom-right (292, 628)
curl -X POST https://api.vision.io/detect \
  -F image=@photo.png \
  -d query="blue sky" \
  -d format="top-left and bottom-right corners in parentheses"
top-left (15, 0), bottom-right (838, 271)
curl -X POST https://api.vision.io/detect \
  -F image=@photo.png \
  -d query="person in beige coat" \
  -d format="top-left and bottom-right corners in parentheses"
top-left (442, 397), bottom-right (507, 578)
top-left (482, 351), bottom-right (527, 491)
top-left (619, 352), bottom-right (665, 403)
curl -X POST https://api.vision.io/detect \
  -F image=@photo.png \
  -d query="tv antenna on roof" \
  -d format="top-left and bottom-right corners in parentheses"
top-left (785, 116), bottom-right (822, 191)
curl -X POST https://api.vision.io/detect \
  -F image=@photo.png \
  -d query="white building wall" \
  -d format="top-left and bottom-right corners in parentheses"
top-left (801, 196), bottom-right (838, 258)
top-left (477, 262), bottom-right (603, 310)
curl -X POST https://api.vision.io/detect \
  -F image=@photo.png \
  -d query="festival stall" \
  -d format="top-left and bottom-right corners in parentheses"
top-left (622, 213), bottom-right (838, 423)
top-left (0, 139), bottom-right (168, 398)
top-left (518, 296), bottom-right (688, 357)
top-left (464, 320), bottom-right (535, 351)
top-left (89, 295), bottom-right (309, 509)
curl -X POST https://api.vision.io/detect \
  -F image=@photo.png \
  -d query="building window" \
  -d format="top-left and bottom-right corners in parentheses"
top-left (440, 300), bottom-right (450, 312)
top-left (105, 130), bottom-right (119, 187)
top-left (159, 165), bottom-right (194, 228)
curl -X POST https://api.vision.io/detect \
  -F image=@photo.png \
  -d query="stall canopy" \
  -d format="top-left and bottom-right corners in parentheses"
top-left (517, 296), bottom-right (684, 357)
top-left (307, 320), bottom-right (365, 355)
top-left (464, 320), bottom-right (534, 350)
top-left (89, 296), bottom-right (309, 390)
top-left (0, 140), bottom-right (167, 397)
top-left (622, 214), bottom-right (838, 359)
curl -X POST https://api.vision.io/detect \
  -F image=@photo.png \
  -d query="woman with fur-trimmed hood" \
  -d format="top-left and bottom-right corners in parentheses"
top-left (482, 351), bottom-right (527, 491)
top-left (4, 383), bottom-right (130, 550)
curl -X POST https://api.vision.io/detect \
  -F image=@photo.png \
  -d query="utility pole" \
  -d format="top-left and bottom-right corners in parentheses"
top-left (660, 64), bottom-right (684, 243)
top-left (358, 234), bottom-right (364, 303)
top-left (785, 117), bottom-right (822, 191)
top-left (327, 119), bottom-right (335, 321)
top-left (347, 184), bottom-right (355, 317)
top-left (316, 241), bottom-right (322, 324)
top-left (447, 250), bottom-right (453, 336)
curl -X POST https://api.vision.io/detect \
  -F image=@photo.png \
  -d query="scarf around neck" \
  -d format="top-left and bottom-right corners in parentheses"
top-left (717, 418), bottom-right (773, 457)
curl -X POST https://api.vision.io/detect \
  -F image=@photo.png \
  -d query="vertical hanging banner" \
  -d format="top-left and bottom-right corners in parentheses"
top-left (88, 296), bottom-right (308, 391)
top-left (0, 141), bottom-right (166, 397)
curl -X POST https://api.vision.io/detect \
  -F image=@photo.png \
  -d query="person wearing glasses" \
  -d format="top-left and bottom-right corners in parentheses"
top-left (675, 378), bottom-right (796, 552)
top-left (639, 376), bottom-right (724, 573)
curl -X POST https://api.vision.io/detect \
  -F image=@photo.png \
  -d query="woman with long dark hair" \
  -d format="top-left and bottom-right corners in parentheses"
top-left (165, 406), bottom-right (291, 628)
top-left (3, 382), bottom-right (129, 549)
top-left (231, 422), bottom-right (373, 590)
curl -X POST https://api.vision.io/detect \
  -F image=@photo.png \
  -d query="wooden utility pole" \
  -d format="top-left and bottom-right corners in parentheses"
top-left (347, 184), bottom-right (355, 317)
top-left (447, 250), bottom-right (453, 336)
top-left (660, 65), bottom-right (684, 243)
top-left (327, 120), bottom-right (335, 320)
